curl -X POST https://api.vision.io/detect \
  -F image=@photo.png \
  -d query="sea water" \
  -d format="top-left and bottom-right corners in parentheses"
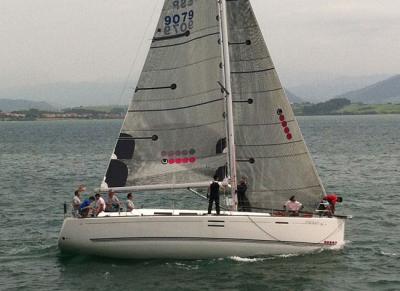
top-left (0, 116), bottom-right (399, 290)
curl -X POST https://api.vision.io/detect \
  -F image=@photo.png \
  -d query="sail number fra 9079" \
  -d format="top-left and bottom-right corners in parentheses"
top-left (164, 10), bottom-right (194, 35)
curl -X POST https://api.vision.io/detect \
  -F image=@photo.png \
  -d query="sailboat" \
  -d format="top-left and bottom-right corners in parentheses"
top-left (58, 0), bottom-right (347, 259)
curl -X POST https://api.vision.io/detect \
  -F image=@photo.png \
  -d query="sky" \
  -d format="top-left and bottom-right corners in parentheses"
top-left (0, 0), bottom-right (399, 92)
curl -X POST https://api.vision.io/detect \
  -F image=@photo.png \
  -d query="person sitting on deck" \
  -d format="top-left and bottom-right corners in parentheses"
top-left (79, 196), bottom-right (95, 218)
top-left (94, 193), bottom-right (106, 216)
top-left (283, 195), bottom-right (303, 216)
top-left (126, 193), bottom-right (135, 212)
top-left (105, 190), bottom-right (121, 212)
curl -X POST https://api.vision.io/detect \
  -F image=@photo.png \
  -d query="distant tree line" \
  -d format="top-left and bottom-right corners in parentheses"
top-left (302, 98), bottom-right (351, 115)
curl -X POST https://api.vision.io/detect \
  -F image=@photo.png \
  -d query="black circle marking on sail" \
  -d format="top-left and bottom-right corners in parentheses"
top-left (229, 40), bottom-right (252, 46)
top-left (135, 84), bottom-right (177, 92)
top-left (115, 133), bottom-right (135, 160)
top-left (232, 99), bottom-right (254, 104)
top-left (236, 158), bottom-right (255, 164)
top-left (105, 160), bottom-right (128, 188)
top-left (277, 108), bottom-right (283, 115)
top-left (152, 135), bottom-right (159, 141)
top-left (214, 166), bottom-right (227, 182)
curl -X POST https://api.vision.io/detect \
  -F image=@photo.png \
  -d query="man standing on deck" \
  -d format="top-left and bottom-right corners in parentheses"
top-left (71, 185), bottom-right (85, 217)
top-left (207, 175), bottom-right (221, 215)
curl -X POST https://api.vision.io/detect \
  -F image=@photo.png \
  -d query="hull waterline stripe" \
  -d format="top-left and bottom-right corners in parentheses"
top-left (89, 236), bottom-right (325, 247)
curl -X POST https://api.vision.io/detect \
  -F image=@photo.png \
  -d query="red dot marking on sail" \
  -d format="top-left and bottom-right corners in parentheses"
top-left (169, 159), bottom-right (175, 164)
top-left (182, 158), bottom-right (189, 164)
top-left (189, 157), bottom-right (196, 163)
top-left (279, 115), bottom-right (285, 121)
top-left (281, 121), bottom-right (288, 127)
top-left (287, 133), bottom-right (293, 140)
top-left (284, 127), bottom-right (290, 134)
top-left (175, 158), bottom-right (182, 164)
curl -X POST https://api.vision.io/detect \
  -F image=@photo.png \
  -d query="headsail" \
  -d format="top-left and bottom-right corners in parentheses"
top-left (103, 0), bottom-right (228, 189)
top-left (226, 0), bottom-right (325, 211)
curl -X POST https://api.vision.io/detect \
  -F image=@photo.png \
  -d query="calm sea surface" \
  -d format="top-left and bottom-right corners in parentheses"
top-left (0, 115), bottom-right (399, 291)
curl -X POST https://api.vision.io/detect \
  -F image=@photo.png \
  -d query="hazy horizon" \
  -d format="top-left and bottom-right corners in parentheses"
top-left (1, 0), bottom-right (399, 104)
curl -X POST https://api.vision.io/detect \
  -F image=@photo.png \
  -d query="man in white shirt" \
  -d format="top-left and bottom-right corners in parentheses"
top-left (283, 195), bottom-right (303, 216)
top-left (126, 193), bottom-right (135, 212)
top-left (71, 186), bottom-right (85, 217)
top-left (105, 191), bottom-right (121, 212)
top-left (94, 193), bottom-right (106, 216)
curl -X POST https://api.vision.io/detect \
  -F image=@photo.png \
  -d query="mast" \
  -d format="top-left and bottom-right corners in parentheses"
top-left (218, 0), bottom-right (238, 210)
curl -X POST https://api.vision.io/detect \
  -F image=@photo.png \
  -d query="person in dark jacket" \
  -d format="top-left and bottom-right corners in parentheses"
top-left (237, 177), bottom-right (251, 212)
top-left (207, 175), bottom-right (220, 215)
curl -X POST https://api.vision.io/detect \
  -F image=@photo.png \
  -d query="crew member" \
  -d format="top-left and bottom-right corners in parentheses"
top-left (283, 195), bottom-right (303, 216)
top-left (207, 175), bottom-right (221, 215)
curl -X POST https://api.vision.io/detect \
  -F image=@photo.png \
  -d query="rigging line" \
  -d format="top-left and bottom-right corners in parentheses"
top-left (115, 0), bottom-right (162, 106)
top-left (247, 216), bottom-right (281, 241)
top-left (319, 221), bottom-right (345, 244)
top-left (129, 98), bottom-right (224, 112)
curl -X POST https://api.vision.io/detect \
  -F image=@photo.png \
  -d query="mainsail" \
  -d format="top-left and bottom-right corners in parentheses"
top-left (104, 0), bottom-right (228, 189)
top-left (226, 0), bottom-right (325, 211)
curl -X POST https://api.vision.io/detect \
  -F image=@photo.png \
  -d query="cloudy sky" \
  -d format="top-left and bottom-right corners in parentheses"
top-left (0, 0), bottom-right (399, 91)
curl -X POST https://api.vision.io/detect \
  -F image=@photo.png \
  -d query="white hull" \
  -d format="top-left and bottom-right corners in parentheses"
top-left (58, 209), bottom-right (346, 259)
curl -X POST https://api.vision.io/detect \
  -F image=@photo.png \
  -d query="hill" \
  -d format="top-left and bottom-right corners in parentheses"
top-left (285, 89), bottom-right (303, 103)
top-left (288, 74), bottom-right (390, 102)
top-left (338, 75), bottom-right (400, 104)
top-left (0, 99), bottom-right (56, 112)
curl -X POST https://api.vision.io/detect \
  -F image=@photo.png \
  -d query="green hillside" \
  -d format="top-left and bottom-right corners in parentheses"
top-left (293, 99), bottom-right (400, 116)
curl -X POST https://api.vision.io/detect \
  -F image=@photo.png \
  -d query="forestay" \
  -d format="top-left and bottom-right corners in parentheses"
top-left (103, 0), bottom-right (228, 189)
top-left (226, 0), bottom-right (326, 211)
